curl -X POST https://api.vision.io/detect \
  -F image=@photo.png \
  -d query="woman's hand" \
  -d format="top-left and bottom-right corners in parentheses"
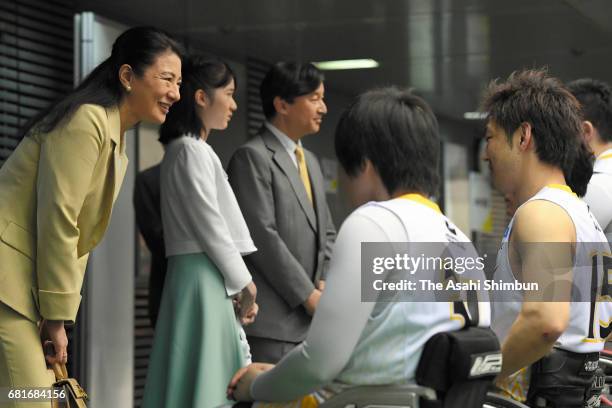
top-left (240, 302), bottom-right (259, 325)
top-left (233, 284), bottom-right (258, 325)
top-left (41, 320), bottom-right (68, 365)
top-left (227, 362), bottom-right (274, 401)
top-left (232, 295), bottom-right (241, 315)
top-left (239, 281), bottom-right (257, 322)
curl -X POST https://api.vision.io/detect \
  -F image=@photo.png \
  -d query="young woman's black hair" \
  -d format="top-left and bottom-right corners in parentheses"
top-left (159, 54), bottom-right (235, 145)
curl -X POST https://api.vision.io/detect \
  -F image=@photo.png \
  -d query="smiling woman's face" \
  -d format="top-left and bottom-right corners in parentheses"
top-left (125, 50), bottom-right (182, 124)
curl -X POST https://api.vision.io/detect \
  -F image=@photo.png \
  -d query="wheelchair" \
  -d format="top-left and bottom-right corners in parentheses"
top-left (319, 384), bottom-right (437, 408)
top-left (316, 351), bottom-right (612, 408)
top-left (601, 348), bottom-right (612, 406)
top-left (317, 385), bottom-right (530, 408)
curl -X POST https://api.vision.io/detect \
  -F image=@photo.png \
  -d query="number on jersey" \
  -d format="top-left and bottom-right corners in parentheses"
top-left (588, 253), bottom-right (612, 340)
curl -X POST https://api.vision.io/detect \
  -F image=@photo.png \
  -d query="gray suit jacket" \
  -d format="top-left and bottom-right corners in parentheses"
top-left (227, 127), bottom-right (336, 343)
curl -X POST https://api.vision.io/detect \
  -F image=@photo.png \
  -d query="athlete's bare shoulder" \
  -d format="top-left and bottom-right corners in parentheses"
top-left (512, 199), bottom-right (575, 244)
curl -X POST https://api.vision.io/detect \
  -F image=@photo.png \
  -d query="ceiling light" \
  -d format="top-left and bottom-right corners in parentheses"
top-left (313, 59), bottom-right (379, 70)
top-left (463, 112), bottom-right (487, 120)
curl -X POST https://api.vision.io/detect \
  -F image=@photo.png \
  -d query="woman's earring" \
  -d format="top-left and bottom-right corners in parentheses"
top-left (126, 85), bottom-right (132, 92)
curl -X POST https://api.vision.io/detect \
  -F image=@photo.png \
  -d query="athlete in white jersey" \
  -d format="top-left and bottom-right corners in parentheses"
top-left (492, 185), bottom-right (611, 400)
top-left (586, 150), bottom-right (612, 243)
top-left (482, 69), bottom-right (610, 407)
top-left (228, 87), bottom-right (494, 406)
top-left (567, 79), bottom-right (612, 244)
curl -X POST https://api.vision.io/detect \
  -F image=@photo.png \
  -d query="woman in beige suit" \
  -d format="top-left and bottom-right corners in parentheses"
top-left (0, 26), bottom-right (183, 403)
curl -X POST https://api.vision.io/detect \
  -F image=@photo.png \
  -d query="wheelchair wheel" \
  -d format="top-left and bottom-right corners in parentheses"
top-left (483, 392), bottom-right (530, 408)
top-left (602, 350), bottom-right (612, 406)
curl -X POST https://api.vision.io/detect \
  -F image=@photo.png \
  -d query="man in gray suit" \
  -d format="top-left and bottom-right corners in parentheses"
top-left (228, 62), bottom-right (336, 363)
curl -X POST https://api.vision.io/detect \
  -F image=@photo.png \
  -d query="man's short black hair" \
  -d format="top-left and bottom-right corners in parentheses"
top-left (567, 78), bottom-right (612, 143)
top-left (260, 62), bottom-right (324, 120)
top-left (335, 86), bottom-right (440, 197)
top-left (481, 69), bottom-right (592, 196)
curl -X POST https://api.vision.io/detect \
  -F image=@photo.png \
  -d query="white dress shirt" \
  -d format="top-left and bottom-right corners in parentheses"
top-left (265, 122), bottom-right (303, 168)
top-left (160, 135), bottom-right (255, 296)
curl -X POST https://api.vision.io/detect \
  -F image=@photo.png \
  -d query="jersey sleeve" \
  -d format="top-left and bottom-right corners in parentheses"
top-left (250, 209), bottom-right (394, 401)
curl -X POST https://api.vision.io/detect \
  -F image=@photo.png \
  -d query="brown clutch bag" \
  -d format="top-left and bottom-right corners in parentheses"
top-left (49, 363), bottom-right (88, 408)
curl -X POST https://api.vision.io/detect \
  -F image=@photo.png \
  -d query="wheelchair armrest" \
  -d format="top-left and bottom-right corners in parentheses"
top-left (483, 391), bottom-right (530, 408)
top-left (319, 384), bottom-right (437, 408)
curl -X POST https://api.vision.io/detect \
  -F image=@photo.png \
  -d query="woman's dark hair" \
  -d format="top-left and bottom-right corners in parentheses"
top-left (158, 54), bottom-right (235, 145)
top-left (19, 26), bottom-right (184, 138)
top-left (335, 86), bottom-right (440, 197)
top-left (260, 62), bottom-right (324, 120)
top-left (481, 69), bottom-right (592, 196)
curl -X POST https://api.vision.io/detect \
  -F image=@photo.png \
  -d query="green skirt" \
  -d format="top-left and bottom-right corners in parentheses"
top-left (141, 253), bottom-right (245, 408)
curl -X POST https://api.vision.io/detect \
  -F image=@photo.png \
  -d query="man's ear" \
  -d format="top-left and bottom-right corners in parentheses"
top-left (273, 96), bottom-right (289, 115)
top-left (118, 64), bottom-right (133, 92)
top-left (582, 120), bottom-right (596, 145)
top-left (518, 122), bottom-right (533, 151)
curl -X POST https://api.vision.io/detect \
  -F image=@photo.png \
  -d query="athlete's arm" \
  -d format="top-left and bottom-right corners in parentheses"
top-left (498, 200), bottom-right (574, 379)
top-left (241, 211), bottom-right (387, 401)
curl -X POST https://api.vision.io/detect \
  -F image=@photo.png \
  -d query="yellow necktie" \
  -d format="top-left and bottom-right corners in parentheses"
top-left (295, 145), bottom-right (313, 203)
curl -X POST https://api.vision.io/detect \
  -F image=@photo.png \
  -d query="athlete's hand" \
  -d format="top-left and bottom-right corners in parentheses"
top-left (227, 363), bottom-right (274, 401)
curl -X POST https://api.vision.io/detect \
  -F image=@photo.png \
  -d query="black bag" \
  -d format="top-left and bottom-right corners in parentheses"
top-left (527, 349), bottom-right (601, 408)
top-left (416, 295), bottom-right (502, 408)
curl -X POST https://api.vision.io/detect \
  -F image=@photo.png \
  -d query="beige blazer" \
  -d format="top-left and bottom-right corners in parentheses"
top-left (0, 104), bottom-right (128, 322)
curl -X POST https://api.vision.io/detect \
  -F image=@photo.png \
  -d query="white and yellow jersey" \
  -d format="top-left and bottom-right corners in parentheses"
top-left (337, 194), bottom-right (491, 385)
top-left (492, 184), bottom-right (612, 400)
top-left (249, 194), bottom-right (492, 400)
top-left (584, 148), bottom-right (612, 244)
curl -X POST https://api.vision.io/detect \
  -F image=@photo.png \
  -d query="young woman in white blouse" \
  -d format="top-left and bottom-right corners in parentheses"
top-left (142, 55), bottom-right (258, 408)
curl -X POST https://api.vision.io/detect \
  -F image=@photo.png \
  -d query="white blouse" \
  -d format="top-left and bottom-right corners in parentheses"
top-left (160, 135), bottom-right (255, 296)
